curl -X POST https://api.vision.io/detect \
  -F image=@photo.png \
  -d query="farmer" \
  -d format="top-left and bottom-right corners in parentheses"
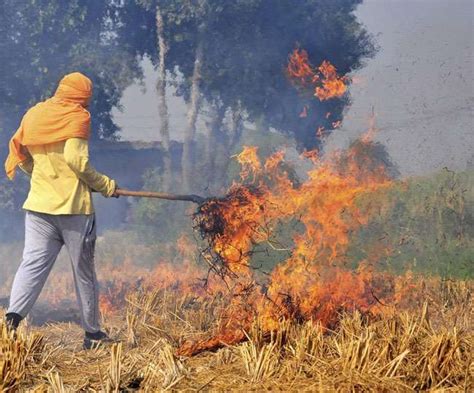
top-left (4, 72), bottom-right (117, 349)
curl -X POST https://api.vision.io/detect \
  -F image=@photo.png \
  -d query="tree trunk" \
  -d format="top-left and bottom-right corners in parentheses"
top-left (214, 105), bottom-right (244, 190)
top-left (155, 5), bottom-right (172, 190)
top-left (181, 39), bottom-right (204, 192)
top-left (228, 104), bottom-right (244, 150)
top-left (204, 104), bottom-right (226, 195)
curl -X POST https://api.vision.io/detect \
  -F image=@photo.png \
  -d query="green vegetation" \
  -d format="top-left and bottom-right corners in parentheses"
top-left (351, 169), bottom-right (474, 278)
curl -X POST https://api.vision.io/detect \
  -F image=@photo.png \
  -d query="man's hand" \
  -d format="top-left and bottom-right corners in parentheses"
top-left (111, 185), bottom-right (120, 198)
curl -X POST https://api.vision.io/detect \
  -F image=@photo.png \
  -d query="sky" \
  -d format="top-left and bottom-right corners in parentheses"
top-left (113, 0), bottom-right (473, 177)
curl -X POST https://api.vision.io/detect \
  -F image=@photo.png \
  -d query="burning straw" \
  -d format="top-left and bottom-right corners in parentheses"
top-left (176, 137), bottom-right (396, 356)
top-left (193, 185), bottom-right (265, 280)
top-left (177, 49), bottom-right (395, 355)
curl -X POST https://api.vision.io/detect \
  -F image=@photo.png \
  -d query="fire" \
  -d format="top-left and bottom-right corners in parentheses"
top-left (187, 46), bottom-right (390, 343)
top-left (287, 49), bottom-right (348, 101)
top-left (332, 120), bottom-right (342, 129)
top-left (98, 240), bottom-right (214, 316)
top-left (286, 48), bottom-right (315, 83)
top-left (23, 136), bottom-right (404, 358)
top-left (183, 137), bottom-right (394, 355)
top-left (315, 60), bottom-right (348, 100)
top-left (15, 48), bottom-right (399, 359)
top-left (316, 125), bottom-right (326, 138)
top-left (196, 140), bottom-right (391, 273)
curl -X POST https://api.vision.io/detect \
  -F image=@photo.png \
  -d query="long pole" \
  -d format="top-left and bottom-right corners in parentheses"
top-left (115, 189), bottom-right (205, 204)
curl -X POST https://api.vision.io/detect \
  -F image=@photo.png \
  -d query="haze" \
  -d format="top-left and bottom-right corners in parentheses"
top-left (114, 0), bottom-right (473, 176)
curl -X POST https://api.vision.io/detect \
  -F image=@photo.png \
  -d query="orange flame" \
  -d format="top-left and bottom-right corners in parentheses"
top-left (315, 61), bottom-right (348, 100)
top-left (25, 138), bottom-right (402, 357)
top-left (179, 137), bottom-right (395, 355)
top-left (287, 49), bottom-right (348, 101)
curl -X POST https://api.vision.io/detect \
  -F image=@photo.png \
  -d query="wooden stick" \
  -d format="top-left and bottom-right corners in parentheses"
top-left (115, 189), bottom-right (206, 204)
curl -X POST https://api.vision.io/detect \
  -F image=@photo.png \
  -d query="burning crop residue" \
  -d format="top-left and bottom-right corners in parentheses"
top-left (0, 53), bottom-right (471, 392)
top-left (193, 185), bottom-right (265, 277)
top-left (180, 135), bottom-right (395, 355)
top-left (6, 48), bottom-right (400, 358)
top-left (171, 49), bottom-right (396, 355)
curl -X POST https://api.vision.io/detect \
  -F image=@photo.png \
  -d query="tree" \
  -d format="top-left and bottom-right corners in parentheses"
top-left (161, 0), bottom-right (218, 193)
top-left (0, 0), bottom-right (142, 144)
top-left (168, 0), bottom-right (375, 192)
top-left (212, 0), bottom-right (375, 151)
top-left (121, 0), bottom-right (375, 197)
top-left (133, 0), bottom-right (173, 189)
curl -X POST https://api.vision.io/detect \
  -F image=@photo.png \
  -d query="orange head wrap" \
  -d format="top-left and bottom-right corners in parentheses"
top-left (54, 72), bottom-right (93, 107)
top-left (4, 72), bottom-right (93, 180)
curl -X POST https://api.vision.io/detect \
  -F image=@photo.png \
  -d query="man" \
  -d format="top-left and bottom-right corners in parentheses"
top-left (4, 72), bottom-right (117, 349)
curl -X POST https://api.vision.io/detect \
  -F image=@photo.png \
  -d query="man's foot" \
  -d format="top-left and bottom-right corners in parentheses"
top-left (5, 312), bottom-right (22, 333)
top-left (83, 330), bottom-right (113, 350)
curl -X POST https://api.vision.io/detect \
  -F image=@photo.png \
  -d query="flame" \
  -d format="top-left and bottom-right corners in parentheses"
top-left (315, 60), bottom-right (348, 100)
top-left (301, 149), bottom-right (320, 163)
top-left (316, 126), bottom-right (326, 138)
top-left (19, 135), bottom-right (416, 358)
top-left (182, 137), bottom-right (394, 355)
top-left (286, 48), bottom-right (315, 83)
top-left (332, 120), bottom-right (342, 129)
top-left (287, 49), bottom-right (348, 101)
top-left (96, 132), bottom-right (392, 330)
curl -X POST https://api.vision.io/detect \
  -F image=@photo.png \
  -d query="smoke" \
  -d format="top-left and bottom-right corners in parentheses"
top-left (0, 1), bottom-right (381, 324)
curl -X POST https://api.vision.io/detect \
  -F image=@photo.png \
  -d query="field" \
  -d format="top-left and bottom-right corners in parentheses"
top-left (1, 1), bottom-right (472, 391)
top-left (1, 274), bottom-right (473, 391)
top-left (1, 156), bottom-right (473, 391)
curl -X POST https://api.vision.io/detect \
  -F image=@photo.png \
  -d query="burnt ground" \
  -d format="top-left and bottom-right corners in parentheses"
top-left (0, 296), bottom-right (82, 326)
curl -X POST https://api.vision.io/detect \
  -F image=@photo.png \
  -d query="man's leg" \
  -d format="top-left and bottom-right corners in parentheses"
top-left (7, 211), bottom-right (63, 326)
top-left (60, 214), bottom-right (101, 334)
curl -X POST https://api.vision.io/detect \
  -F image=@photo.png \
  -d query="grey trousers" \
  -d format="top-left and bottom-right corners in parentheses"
top-left (8, 211), bottom-right (100, 333)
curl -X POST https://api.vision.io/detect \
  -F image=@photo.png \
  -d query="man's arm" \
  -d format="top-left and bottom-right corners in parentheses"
top-left (64, 138), bottom-right (116, 197)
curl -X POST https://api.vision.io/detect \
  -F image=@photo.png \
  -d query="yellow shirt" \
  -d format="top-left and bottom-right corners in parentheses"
top-left (20, 138), bottom-right (116, 215)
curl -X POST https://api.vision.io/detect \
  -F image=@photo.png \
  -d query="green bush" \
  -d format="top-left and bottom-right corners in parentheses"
top-left (350, 169), bottom-right (474, 278)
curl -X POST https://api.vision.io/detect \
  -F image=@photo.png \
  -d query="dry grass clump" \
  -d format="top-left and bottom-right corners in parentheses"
top-left (0, 321), bottom-right (44, 391)
top-left (0, 277), bottom-right (472, 391)
top-left (46, 371), bottom-right (66, 393)
top-left (239, 340), bottom-right (279, 382)
top-left (142, 342), bottom-right (187, 390)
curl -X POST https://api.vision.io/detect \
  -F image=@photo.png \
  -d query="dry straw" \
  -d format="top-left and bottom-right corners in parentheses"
top-left (0, 277), bottom-right (471, 391)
